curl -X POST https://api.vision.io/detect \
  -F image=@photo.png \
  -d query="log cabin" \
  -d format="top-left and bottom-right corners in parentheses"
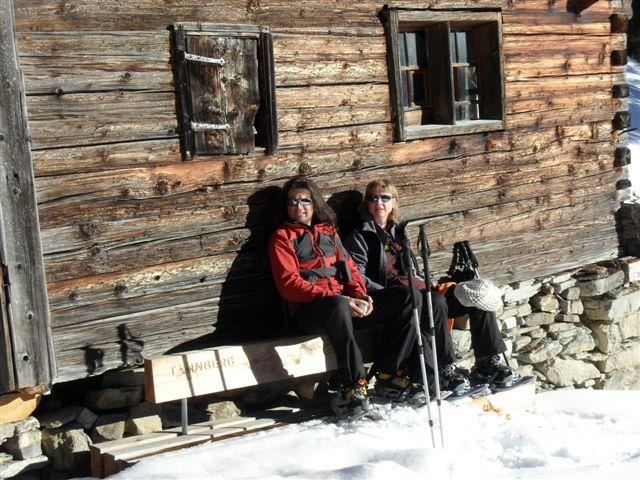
top-left (0, 0), bottom-right (633, 394)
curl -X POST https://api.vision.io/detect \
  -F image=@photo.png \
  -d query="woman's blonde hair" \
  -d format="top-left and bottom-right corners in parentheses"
top-left (359, 179), bottom-right (401, 223)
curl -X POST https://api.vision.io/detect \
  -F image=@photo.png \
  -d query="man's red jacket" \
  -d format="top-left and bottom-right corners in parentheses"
top-left (268, 221), bottom-right (367, 303)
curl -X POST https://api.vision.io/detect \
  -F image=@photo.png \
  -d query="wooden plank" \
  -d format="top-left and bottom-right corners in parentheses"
top-left (0, 0), bottom-right (55, 390)
top-left (145, 335), bottom-right (336, 402)
top-left (17, 31), bottom-right (172, 94)
top-left (26, 91), bottom-right (178, 150)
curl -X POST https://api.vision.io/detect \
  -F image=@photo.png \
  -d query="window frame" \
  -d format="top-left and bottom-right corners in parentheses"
top-left (383, 9), bottom-right (506, 142)
top-left (173, 22), bottom-right (278, 159)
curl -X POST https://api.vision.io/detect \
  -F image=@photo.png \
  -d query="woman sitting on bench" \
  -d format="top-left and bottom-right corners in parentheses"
top-left (345, 179), bottom-right (517, 393)
top-left (268, 175), bottom-right (422, 419)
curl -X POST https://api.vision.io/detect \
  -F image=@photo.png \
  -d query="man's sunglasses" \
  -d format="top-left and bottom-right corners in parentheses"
top-left (367, 194), bottom-right (394, 203)
top-left (287, 198), bottom-right (313, 207)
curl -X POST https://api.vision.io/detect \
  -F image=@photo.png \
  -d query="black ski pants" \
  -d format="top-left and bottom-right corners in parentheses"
top-left (417, 288), bottom-right (506, 371)
top-left (291, 287), bottom-right (420, 386)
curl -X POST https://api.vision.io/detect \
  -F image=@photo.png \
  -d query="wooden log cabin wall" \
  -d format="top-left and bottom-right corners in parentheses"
top-left (1, 0), bottom-right (632, 386)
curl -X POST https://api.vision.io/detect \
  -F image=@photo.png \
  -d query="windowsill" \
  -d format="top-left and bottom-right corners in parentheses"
top-left (404, 119), bottom-right (504, 140)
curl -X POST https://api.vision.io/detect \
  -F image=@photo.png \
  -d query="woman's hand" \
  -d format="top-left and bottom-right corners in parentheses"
top-left (344, 295), bottom-right (373, 317)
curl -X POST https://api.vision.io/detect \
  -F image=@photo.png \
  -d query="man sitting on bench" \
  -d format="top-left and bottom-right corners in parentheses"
top-left (267, 175), bottom-right (421, 420)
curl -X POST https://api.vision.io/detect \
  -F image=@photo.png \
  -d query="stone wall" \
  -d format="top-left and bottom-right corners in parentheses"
top-left (2, 258), bottom-right (640, 478)
top-left (453, 258), bottom-right (640, 390)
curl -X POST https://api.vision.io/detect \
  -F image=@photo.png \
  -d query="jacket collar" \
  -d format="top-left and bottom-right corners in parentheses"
top-left (360, 218), bottom-right (399, 243)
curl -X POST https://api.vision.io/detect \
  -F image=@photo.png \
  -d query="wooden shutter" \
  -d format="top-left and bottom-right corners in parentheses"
top-left (427, 23), bottom-right (454, 125)
top-left (186, 34), bottom-right (259, 155)
top-left (255, 31), bottom-right (278, 155)
top-left (475, 21), bottom-right (504, 121)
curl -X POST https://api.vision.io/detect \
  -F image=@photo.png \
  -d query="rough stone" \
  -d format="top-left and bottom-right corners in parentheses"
top-left (503, 281), bottom-right (541, 304)
top-left (553, 278), bottom-right (577, 294)
top-left (90, 413), bottom-right (127, 443)
top-left (528, 328), bottom-right (546, 339)
top-left (585, 321), bottom-right (622, 354)
top-left (0, 455), bottom-right (48, 479)
top-left (125, 415), bottom-right (162, 436)
top-left (524, 312), bottom-right (555, 327)
top-left (559, 299), bottom-right (584, 315)
top-left (449, 328), bottom-right (470, 354)
top-left (622, 257), bottom-right (640, 283)
top-left (530, 294), bottom-right (559, 313)
top-left (620, 311), bottom-right (640, 339)
top-left (3, 429), bottom-right (42, 460)
top-left (125, 403), bottom-right (162, 435)
top-left (582, 379), bottom-right (597, 388)
top-left (513, 336), bottom-right (532, 352)
top-left (536, 357), bottom-right (600, 387)
top-left (38, 407), bottom-right (82, 429)
top-left (84, 386), bottom-right (143, 411)
top-left (498, 306), bottom-right (518, 320)
top-left (0, 453), bottom-right (12, 464)
top-left (517, 303), bottom-right (533, 317)
top-left (13, 417), bottom-right (39, 434)
top-left (559, 286), bottom-right (580, 300)
top-left (578, 270), bottom-right (624, 297)
top-left (500, 316), bottom-right (517, 331)
top-left (0, 424), bottom-right (15, 443)
top-left (582, 288), bottom-right (640, 321)
top-left (555, 313), bottom-right (580, 323)
top-left (546, 323), bottom-right (576, 335)
top-left (560, 326), bottom-right (596, 355)
top-left (517, 339), bottom-right (563, 364)
top-left (551, 272), bottom-right (572, 284)
top-left (207, 401), bottom-right (241, 421)
top-left (41, 425), bottom-right (91, 471)
top-left (101, 368), bottom-right (145, 388)
top-left (592, 342), bottom-right (640, 372)
top-left (600, 368), bottom-right (640, 389)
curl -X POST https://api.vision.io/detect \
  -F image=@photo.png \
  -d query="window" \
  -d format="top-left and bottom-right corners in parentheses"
top-left (173, 23), bottom-right (278, 159)
top-left (382, 10), bottom-right (505, 141)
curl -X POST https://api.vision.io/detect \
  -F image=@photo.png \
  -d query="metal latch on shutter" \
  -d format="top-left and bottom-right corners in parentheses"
top-left (191, 122), bottom-right (230, 132)
top-left (184, 53), bottom-right (225, 66)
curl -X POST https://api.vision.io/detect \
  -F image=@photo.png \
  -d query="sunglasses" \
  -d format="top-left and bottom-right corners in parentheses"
top-left (287, 197), bottom-right (313, 207)
top-left (367, 194), bottom-right (394, 203)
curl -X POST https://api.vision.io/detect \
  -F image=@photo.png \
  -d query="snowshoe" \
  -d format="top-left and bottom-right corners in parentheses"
top-left (444, 382), bottom-right (490, 401)
top-left (439, 364), bottom-right (472, 397)
top-left (330, 380), bottom-right (383, 422)
top-left (472, 354), bottom-right (520, 390)
top-left (488, 375), bottom-right (535, 393)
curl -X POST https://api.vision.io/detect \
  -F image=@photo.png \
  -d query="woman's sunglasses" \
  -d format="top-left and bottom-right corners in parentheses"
top-left (287, 198), bottom-right (313, 207)
top-left (367, 194), bottom-right (394, 203)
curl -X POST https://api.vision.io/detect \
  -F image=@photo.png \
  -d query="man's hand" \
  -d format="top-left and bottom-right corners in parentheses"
top-left (344, 295), bottom-right (373, 317)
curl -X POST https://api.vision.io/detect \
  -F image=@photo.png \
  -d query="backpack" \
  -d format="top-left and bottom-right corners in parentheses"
top-left (447, 241), bottom-right (479, 283)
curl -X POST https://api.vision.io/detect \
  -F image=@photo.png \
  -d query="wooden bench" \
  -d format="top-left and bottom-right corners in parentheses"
top-left (90, 330), bottom-right (378, 477)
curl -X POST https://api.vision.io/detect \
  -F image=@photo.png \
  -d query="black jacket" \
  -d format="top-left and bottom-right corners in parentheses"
top-left (345, 219), bottom-right (422, 292)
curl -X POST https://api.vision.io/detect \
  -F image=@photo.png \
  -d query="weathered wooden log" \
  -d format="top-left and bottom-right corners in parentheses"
top-left (610, 14), bottom-right (630, 33)
top-left (615, 147), bottom-right (631, 167)
top-left (613, 111), bottom-right (631, 130)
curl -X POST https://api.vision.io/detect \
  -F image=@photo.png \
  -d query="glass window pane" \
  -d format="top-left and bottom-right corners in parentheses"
top-left (449, 31), bottom-right (457, 63)
top-left (456, 31), bottom-right (468, 63)
top-left (398, 32), bottom-right (407, 65)
top-left (412, 72), bottom-right (426, 105)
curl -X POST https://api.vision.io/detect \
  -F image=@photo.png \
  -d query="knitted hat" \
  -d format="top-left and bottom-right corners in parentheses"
top-left (453, 278), bottom-right (502, 312)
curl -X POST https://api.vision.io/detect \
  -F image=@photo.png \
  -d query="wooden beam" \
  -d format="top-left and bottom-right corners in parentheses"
top-left (0, 0), bottom-right (55, 390)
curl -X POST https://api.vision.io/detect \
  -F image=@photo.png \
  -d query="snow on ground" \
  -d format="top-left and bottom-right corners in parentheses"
top-left (95, 390), bottom-right (640, 480)
top-left (627, 58), bottom-right (640, 196)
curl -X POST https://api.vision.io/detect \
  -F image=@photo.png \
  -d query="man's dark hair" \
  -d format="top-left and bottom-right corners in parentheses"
top-left (275, 175), bottom-right (337, 226)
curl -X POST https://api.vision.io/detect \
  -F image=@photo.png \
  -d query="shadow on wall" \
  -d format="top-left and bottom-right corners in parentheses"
top-left (166, 186), bottom-right (284, 354)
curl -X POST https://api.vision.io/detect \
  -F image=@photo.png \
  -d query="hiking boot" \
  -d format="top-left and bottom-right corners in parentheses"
top-left (330, 379), bottom-right (377, 421)
top-left (374, 370), bottom-right (427, 406)
top-left (374, 370), bottom-right (412, 397)
top-left (472, 354), bottom-right (519, 388)
top-left (439, 364), bottom-right (471, 397)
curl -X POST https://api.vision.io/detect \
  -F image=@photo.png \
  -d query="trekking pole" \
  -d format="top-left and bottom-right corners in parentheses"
top-left (398, 223), bottom-right (437, 449)
top-left (418, 224), bottom-right (445, 448)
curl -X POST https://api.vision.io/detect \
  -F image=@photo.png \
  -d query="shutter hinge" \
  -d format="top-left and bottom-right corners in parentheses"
top-left (191, 122), bottom-right (230, 132)
top-left (184, 53), bottom-right (225, 66)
